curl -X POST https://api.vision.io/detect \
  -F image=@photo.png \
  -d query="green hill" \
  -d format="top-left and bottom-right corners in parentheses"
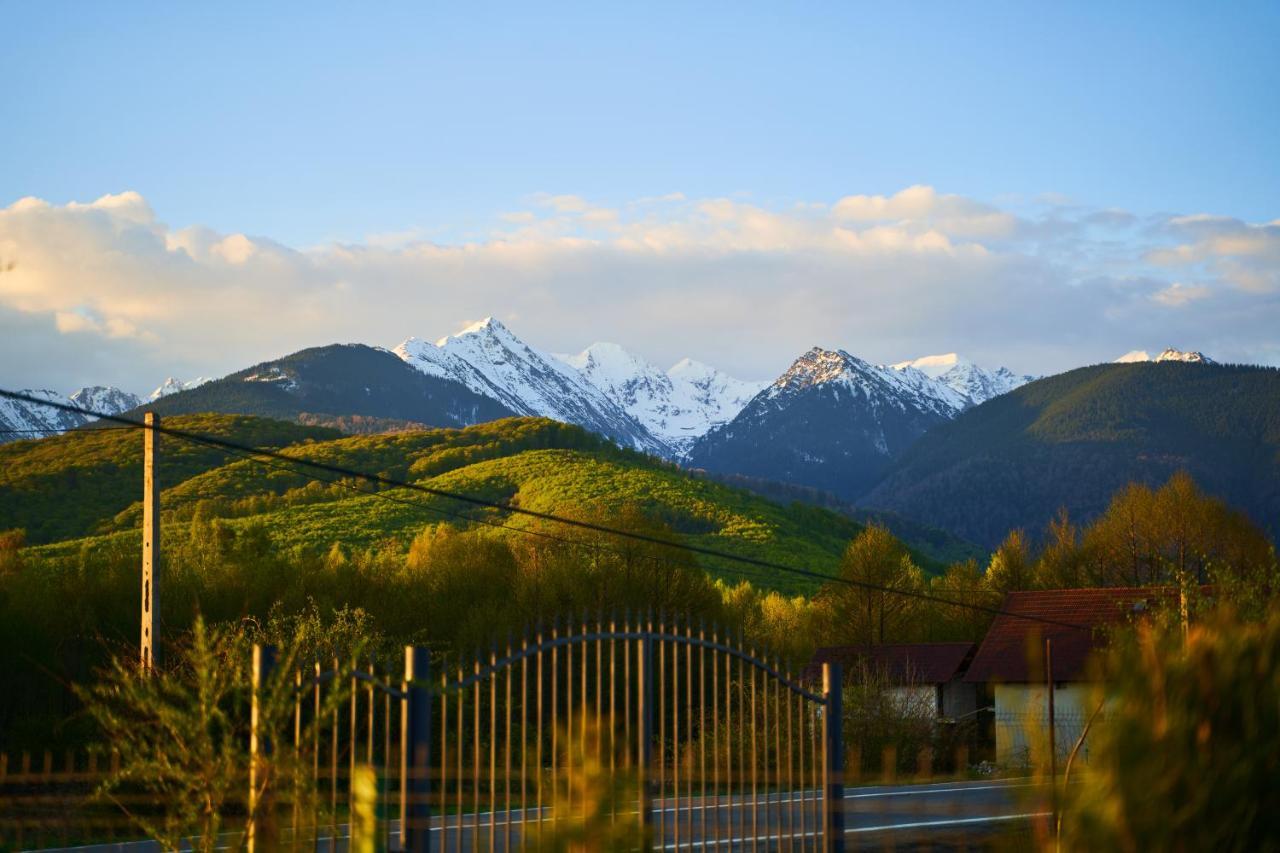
top-left (863, 362), bottom-right (1280, 547)
top-left (0, 414), bottom-right (339, 544)
top-left (11, 415), bottom-right (926, 593)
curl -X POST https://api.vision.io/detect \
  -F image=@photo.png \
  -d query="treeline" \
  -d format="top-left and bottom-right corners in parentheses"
top-left (1, 470), bottom-right (1274, 750)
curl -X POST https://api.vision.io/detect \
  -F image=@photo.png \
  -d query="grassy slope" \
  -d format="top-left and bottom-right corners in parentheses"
top-left (0, 414), bottom-right (339, 543)
top-left (20, 417), bottom-right (880, 594)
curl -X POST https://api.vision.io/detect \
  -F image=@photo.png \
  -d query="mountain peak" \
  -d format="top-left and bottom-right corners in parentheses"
top-left (149, 376), bottom-right (212, 401)
top-left (1114, 347), bottom-right (1215, 365)
top-left (438, 316), bottom-right (510, 345)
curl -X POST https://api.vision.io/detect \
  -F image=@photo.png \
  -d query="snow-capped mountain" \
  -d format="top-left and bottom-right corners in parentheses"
top-left (890, 353), bottom-right (1036, 406)
top-left (1115, 348), bottom-right (1216, 365)
top-left (149, 376), bottom-right (213, 401)
top-left (686, 348), bottom-right (964, 500)
top-left (394, 318), bottom-right (668, 455)
top-left (0, 384), bottom-right (145, 443)
top-left (69, 386), bottom-right (143, 420)
top-left (558, 343), bottom-right (766, 456)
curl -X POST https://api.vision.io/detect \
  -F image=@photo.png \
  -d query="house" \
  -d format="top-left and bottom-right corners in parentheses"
top-left (964, 587), bottom-right (1174, 765)
top-left (804, 642), bottom-right (979, 720)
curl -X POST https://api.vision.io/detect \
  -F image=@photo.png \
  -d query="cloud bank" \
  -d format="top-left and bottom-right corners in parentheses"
top-left (0, 186), bottom-right (1276, 394)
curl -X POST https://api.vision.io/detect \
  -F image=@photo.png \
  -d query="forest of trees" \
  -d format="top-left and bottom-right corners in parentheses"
top-left (1, 466), bottom-right (1275, 751)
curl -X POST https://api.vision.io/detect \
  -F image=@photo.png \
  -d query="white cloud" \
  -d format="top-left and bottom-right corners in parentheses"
top-left (0, 186), bottom-right (1277, 396)
top-left (1151, 282), bottom-right (1212, 307)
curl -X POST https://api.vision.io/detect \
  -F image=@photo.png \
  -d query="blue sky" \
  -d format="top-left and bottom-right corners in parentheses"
top-left (1, 2), bottom-right (1278, 392)
top-left (5, 2), bottom-right (1277, 243)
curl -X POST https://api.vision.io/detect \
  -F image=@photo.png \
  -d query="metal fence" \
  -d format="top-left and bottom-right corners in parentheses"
top-left (244, 613), bottom-right (845, 852)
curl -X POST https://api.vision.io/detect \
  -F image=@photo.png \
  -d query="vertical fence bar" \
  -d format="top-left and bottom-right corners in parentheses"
top-left (821, 663), bottom-right (844, 853)
top-left (505, 636), bottom-right (514, 853)
top-left (731, 634), bottom-right (740, 847)
top-left (293, 668), bottom-right (302, 849)
top-left (403, 646), bottom-right (432, 853)
top-left (699, 621), bottom-right (708, 851)
top-left (456, 664), bottom-right (465, 853)
top-left (660, 612), bottom-right (670, 845)
top-left (596, 613), bottom-right (604, 766)
top-left (638, 618), bottom-right (654, 846)
top-left (351, 659), bottom-right (359, 822)
top-left (313, 661), bottom-right (321, 851)
top-left (712, 626), bottom-right (722, 853)
top-left (567, 619), bottom-right (576, 825)
top-left (579, 613), bottom-right (588, 823)
top-left (685, 618), bottom-right (693, 850)
top-left (750, 648), bottom-right (759, 853)
top-left (521, 631), bottom-right (530, 853)
top-left (786, 671), bottom-right (795, 853)
top-left (331, 657), bottom-right (340, 850)
top-left (248, 644), bottom-right (277, 853)
top-left (797, 688), bottom-right (805, 853)
top-left (547, 622), bottom-right (557, 847)
top-left (609, 614), bottom-right (618, 823)
top-left (624, 612), bottom-right (632, 770)
top-left (774, 658), bottom-right (784, 853)
top-left (441, 668), bottom-right (450, 853)
top-left (672, 616), bottom-right (680, 852)
top-left (490, 645), bottom-right (498, 853)
top-left (385, 665), bottom-right (394, 853)
top-left (472, 651), bottom-right (481, 853)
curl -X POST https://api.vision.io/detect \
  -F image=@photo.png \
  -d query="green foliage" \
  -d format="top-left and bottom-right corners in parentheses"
top-left (73, 616), bottom-right (355, 852)
top-left (866, 362), bottom-right (1280, 548)
top-left (0, 414), bottom-right (338, 544)
top-left (1060, 607), bottom-right (1280, 851)
top-left (817, 525), bottom-right (926, 645)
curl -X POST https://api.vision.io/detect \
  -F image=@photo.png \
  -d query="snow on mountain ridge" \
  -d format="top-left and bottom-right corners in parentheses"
top-left (0, 389), bottom-right (88, 441)
top-left (559, 343), bottom-right (766, 456)
top-left (149, 376), bottom-right (212, 401)
top-left (890, 353), bottom-right (1035, 405)
top-left (397, 318), bottom-right (668, 455)
top-left (769, 348), bottom-right (968, 417)
top-left (69, 386), bottom-right (143, 419)
top-left (1114, 347), bottom-right (1215, 365)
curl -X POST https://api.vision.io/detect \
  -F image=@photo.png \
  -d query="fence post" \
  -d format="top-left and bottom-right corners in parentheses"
top-left (402, 646), bottom-right (432, 853)
top-left (248, 644), bottom-right (277, 853)
top-left (822, 662), bottom-right (845, 853)
top-left (637, 628), bottom-right (655, 845)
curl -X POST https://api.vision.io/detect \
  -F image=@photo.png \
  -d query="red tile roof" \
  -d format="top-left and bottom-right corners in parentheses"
top-left (803, 642), bottom-right (976, 685)
top-left (964, 587), bottom-right (1178, 684)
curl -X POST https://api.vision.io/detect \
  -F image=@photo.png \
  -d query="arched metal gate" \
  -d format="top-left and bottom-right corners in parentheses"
top-left (251, 615), bottom-right (845, 852)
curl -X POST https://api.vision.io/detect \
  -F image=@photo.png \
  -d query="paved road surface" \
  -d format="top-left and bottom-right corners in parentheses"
top-left (30, 777), bottom-right (1048, 851)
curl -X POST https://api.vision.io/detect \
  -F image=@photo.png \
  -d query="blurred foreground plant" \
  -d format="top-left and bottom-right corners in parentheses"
top-left (1058, 607), bottom-right (1280, 852)
top-left (536, 718), bottom-right (646, 852)
top-left (74, 615), bottom-right (357, 851)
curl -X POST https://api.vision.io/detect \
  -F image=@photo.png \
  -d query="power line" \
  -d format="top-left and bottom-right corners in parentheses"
top-left (0, 426), bottom-right (137, 435)
top-left (0, 387), bottom-right (1088, 630)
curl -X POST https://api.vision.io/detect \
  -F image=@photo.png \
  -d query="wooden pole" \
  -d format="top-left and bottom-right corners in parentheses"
top-left (140, 412), bottom-right (159, 672)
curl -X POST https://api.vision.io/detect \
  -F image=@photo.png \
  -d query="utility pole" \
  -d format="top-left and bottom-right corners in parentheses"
top-left (141, 412), bottom-right (159, 672)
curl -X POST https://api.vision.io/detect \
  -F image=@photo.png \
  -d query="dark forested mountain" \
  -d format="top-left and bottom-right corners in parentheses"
top-left (862, 361), bottom-right (1280, 547)
top-left (127, 344), bottom-right (516, 429)
top-left (685, 347), bottom-right (962, 501)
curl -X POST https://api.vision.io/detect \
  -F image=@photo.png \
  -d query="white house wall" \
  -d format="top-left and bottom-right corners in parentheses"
top-left (993, 684), bottom-right (1103, 767)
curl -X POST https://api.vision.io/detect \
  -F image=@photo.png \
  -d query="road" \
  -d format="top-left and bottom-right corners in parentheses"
top-left (30, 777), bottom-right (1047, 851)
